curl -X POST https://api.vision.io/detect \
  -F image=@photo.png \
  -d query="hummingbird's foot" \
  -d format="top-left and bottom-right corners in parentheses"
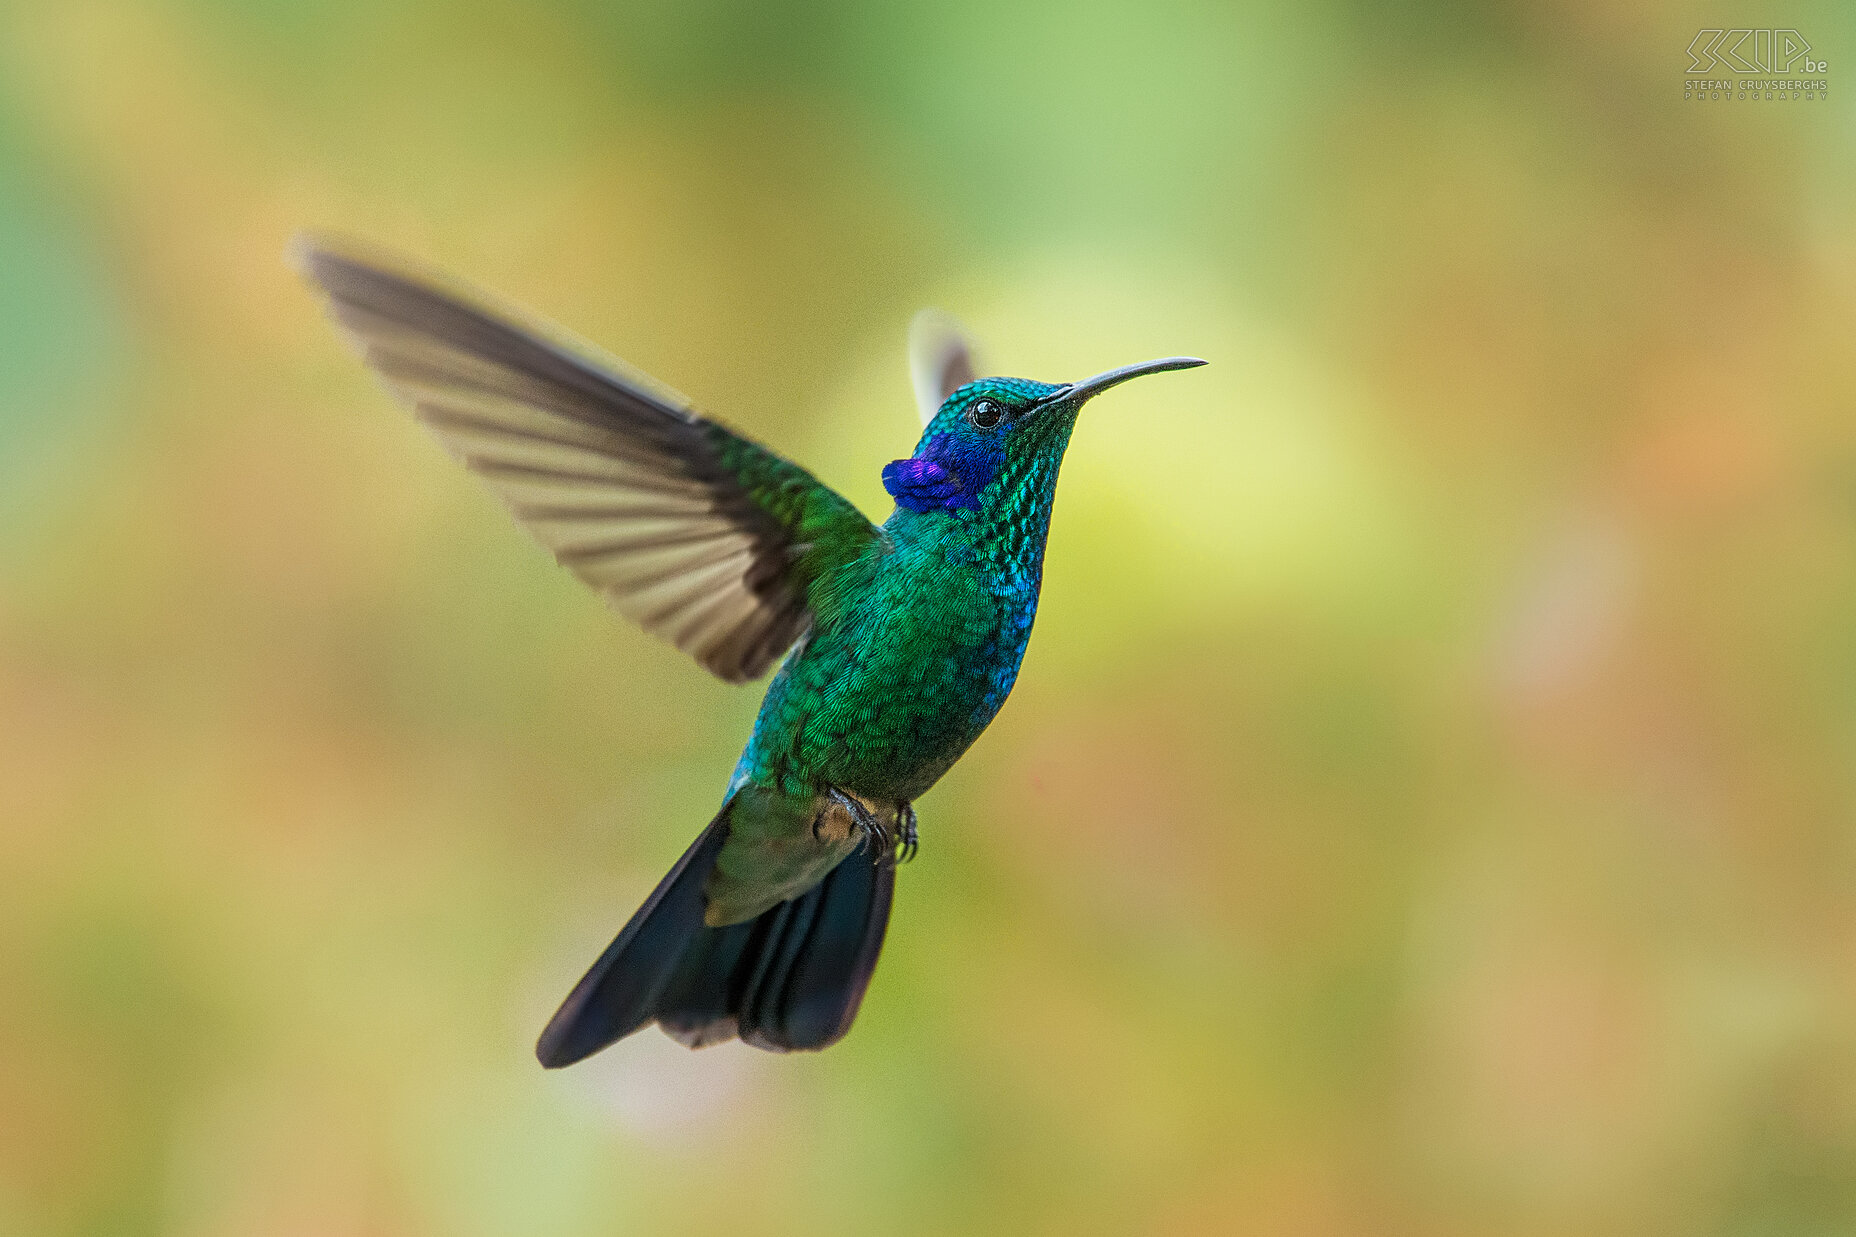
top-left (821, 787), bottom-right (917, 866)
top-left (897, 802), bottom-right (918, 864)
top-left (824, 787), bottom-right (895, 864)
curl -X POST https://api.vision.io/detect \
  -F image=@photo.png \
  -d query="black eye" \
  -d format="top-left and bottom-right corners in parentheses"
top-left (968, 398), bottom-right (1004, 429)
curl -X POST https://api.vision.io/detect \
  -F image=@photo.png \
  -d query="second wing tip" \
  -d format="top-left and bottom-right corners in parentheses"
top-left (284, 229), bottom-right (349, 286)
top-left (286, 230), bottom-right (429, 299)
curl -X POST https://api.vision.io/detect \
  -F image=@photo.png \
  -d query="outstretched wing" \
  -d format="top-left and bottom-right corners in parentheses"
top-left (908, 309), bottom-right (977, 426)
top-left (295, 237), bottom-right (880, 683)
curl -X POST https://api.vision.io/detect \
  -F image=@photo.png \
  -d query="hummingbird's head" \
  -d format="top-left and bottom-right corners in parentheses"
top-left (882, 358), bottom-right (1206, 516)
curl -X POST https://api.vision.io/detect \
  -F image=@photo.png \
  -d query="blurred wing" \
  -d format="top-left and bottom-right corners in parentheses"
top-left (295, 238), bottom-right (879, 683)
top-left (908, 309), bottom-right (977, 426)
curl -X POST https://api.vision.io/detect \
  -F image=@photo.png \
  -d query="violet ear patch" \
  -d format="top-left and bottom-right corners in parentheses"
top-left (883, 455), bottom-right (962, 511)
top-left (882, 433), bottom-right (998, 513)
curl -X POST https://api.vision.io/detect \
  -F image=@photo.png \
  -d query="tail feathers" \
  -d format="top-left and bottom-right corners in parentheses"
top-left (660, 849), bottom-right (894, 1052)
top-left (535, 815), bottom-right (729, 1067)
top-left (536, 810), bottom-right (894, 1067)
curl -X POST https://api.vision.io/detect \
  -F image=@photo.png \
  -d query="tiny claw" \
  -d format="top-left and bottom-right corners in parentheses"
top-left (826, 787), bottom-right (893, 864)
top-left (897, 802), bottom-right (919, 864)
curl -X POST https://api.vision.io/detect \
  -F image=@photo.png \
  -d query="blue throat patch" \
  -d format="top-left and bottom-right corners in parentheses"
top-left (882, 433), bottom-right (1000, 513)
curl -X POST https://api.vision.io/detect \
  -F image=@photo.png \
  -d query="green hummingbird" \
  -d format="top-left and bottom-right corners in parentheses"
top-left (295, 238), bottom-right (1205, 1065)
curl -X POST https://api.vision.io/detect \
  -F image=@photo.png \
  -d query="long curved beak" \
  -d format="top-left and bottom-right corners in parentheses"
top-left (1041, 356), bottom-right (1208, 408)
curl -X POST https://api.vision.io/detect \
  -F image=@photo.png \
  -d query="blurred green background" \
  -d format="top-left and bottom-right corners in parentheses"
top-left (3, 0), bottom-right (1856, 1233)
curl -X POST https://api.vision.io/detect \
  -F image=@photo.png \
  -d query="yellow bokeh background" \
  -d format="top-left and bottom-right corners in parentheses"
top-left (2, 1), bottom-right (1855, 1233)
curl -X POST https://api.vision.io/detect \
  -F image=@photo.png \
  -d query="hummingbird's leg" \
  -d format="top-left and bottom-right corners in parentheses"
top-left (897, 802), bottom-right (918, 863)
top-left (824, 786), bottom-right (893, 863)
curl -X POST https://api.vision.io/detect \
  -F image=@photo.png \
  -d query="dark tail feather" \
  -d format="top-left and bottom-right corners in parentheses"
top-left (536, 811), bottom-right (894, 1067)
top-left (659, 842), bottom-right (895, 1052)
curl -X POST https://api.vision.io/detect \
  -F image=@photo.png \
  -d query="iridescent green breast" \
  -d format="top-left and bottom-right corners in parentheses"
top-left (733, 506), bottom-right (1047, 803)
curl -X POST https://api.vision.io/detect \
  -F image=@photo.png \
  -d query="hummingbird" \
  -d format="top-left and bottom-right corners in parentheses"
top-left (295, 238), bottom-right (1205, 1066)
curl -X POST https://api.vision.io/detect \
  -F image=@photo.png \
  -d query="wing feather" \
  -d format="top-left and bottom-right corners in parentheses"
top-left (908, 309), bottom-right (978, 426)
top-left (296, 237), bottom-right (879, 682)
